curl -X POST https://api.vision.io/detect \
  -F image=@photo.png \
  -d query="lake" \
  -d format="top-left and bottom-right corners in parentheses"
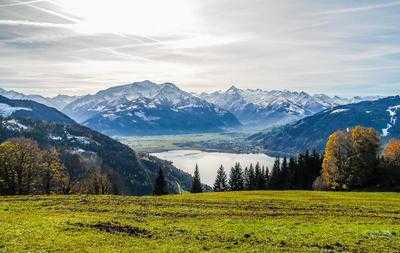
top-left (151, 150), bottom-right (276, 186)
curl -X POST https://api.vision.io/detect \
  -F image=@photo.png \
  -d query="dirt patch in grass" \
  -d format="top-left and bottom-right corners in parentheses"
top-left (73, 222), bottom-right (152, 237)
top-left (309, 242), bottom-right (348, 252)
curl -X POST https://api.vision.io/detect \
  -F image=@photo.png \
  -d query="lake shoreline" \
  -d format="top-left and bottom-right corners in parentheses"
top-left (151, 149), bottom-right (276, 186)
top-left (117, 132), bottom-right (284, 156)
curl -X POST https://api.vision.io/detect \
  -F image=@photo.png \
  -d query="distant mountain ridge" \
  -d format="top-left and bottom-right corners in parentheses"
top-left (249, 96), bottom-right (400, 155)
top-left (200, 86), bottom-right (382, 128)
top-left (0, 88), bottom-right (80, 111)
top-left (1, 83), bottom-right (383, 134)
top-left (63, 80), bottom-right (240, 135)
top-left (0, 95), bottom-right (193, 195)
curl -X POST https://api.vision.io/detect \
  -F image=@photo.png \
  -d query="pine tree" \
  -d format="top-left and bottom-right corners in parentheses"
top-left (269, 158), bottom-right (281, 189)
top-left (213, 165), bottom-right (228, 192)
top-left (280, 157), bottom-right (290, 189)
top-left (295, 152), bottom-right (307, 189)
top-left (255, 162), bottom-right (266, 190)
top-left (248, 164), bottom-right (256, 190)
top-left (263, 166), bottom-right (270, 186)
top-left (229, 162), bottom-right (244, 191)
top-left (153, 168), bottom-right (168, 195)
top-left (308, 150), bottom-right (322, 189)
top-left (243, 166), bottom-right (250, 190)
top-left (288, 157), bottom-right (297, 189)
top-left (191, 164), bottom-right (203, 193)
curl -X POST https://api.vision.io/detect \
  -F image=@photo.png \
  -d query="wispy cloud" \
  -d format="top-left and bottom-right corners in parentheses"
top-left (0, 0), bottom-right (399, 96)
top-left (22, 1), bottom-right (81, 23)
top-left (314, 1), bottom-right (400, 15)
top-left (289, 66), bottom-right (400, 77)
top-left (0, 0), bottom-right (48, 8)
top-left (0, 19), bottom-right (73, 28)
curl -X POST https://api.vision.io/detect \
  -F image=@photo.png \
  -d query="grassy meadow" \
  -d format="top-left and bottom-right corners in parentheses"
top-left (1, 191), bottom-right (400, 252)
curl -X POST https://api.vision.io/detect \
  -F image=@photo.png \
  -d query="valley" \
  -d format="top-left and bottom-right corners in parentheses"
top-left (119, 133), bottom-right (270, 187)
top-left (117, 132), bottom-right (257, 153)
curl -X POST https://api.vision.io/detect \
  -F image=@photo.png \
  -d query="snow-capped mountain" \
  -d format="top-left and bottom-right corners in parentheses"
top-left (63, 81), bottom-right (241, 135)
top-left (1, 83), bottom-right (383, 135)
top-left (200, 86), bottom-right (382, 128)
top-left (47, 95), bottom-right (81, 111)
top-left (249, 96), bottom-right (400, 155)
top-left (0, 88), bottom-right (80, 111)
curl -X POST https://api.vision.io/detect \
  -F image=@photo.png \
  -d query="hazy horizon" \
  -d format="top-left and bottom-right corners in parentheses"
top-left (1, 80), bottom-right (393, 99)
top-left (1, 0), bottom-right (400, 97)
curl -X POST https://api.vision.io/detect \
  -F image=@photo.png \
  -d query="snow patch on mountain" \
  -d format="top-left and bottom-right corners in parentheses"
top-left (134, 111), bottom-right (160, 121)
top-left (4, 119), bottom-right (29, 131)
top-left (330, 109), bottom-right (349, 114)
top-left (382, 105), bottom-right (400, 137)
top-left (0, 103), bottom-right (32, 117)
top-left (49, 135), bottom-right (63, 141)
top-left (64, 131), bottom-right (93, 145)
top-left (102, 113), bottom-right (119, 121)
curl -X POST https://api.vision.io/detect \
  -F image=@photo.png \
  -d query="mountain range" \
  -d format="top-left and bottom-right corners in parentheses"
top-left (62, 81), bottom-right (240, 135)
top-left (200, 86), bottom-right (382, 128)
top-left (0, 95), bottom-right (193, 195)
top-left (0, 81), bottom-right (383, 135)
top-left (249, 96), bottom-right (400, 155)
top-left (0, 88), bottom-right (79, 111)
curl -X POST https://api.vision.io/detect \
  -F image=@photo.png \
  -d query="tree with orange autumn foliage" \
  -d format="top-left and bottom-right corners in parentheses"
top-left (384, 139), bottom-right (400, 165)
top-left (320, 126), bottom-right (380, 190)
top-left (321, 130), bottom-right (351, 190)
top-left (381, 139), bottom-right (400, 188)
top-left (348, 126), bottom-right (380, 187)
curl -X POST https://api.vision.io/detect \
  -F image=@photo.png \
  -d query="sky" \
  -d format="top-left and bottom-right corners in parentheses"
top-left (0, 0), bottom-right (399, 97)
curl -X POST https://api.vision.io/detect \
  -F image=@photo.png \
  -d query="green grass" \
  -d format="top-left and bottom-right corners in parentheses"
top-left (1, 191), bottom-right (400, 252)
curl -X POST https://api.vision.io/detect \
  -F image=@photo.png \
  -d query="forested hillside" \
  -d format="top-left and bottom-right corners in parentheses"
top-left (0, 96), bottom-right (193, 195)
top-left (249, 96), bottom-right (400, 154)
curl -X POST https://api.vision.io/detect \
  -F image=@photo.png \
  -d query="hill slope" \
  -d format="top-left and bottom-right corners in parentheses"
top-left (0, 96), bottom-right (193, 195)
top-left (249, 96), bottom-right (400, 154)
top-left (63, 81), bottom-right (240, 135)
top-left (0, 95), bottom-right (75, 124)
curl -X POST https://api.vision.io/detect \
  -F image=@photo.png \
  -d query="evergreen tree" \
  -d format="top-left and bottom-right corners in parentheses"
top-left (248, 164), bottom-right (256, 190)
top-left (243, 166), bottom-right (250, 190)
top-left (213, 165), bottom-right (228, 192)
top-left (280, 157), bottom-right (291, 189)
top-left (255, 162), bottom-right (266, 190)
top-left (153, 168), bottom-right (168, 195)
top-left (308, 150), bottom-right (323, 189)
top-left (295, 152), bottom-right (308, 189)
top-left (269, 158), bottom-right (281, 189)
top-left (229, 162), bottom-right (244, 191)
top-left (288, 157), bottom-right (297, 189)
top-left (191, 164), bottom-right (203, 193)
top-left (263, 166), bottom-right (270, 186)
